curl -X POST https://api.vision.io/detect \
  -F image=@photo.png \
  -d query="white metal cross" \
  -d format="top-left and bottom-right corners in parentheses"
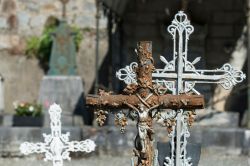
top-left (20, 103), bottom-right (96, 166)
top-left (116, 11), bottom-right (246, 166)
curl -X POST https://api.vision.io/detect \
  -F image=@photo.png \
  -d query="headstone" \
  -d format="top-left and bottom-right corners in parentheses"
top-left (38, 76), bottom-right (84, 126)
top-left (38, 0), bottom-right (85, 126)
top-left (48, 20), bottom-right (77, 75)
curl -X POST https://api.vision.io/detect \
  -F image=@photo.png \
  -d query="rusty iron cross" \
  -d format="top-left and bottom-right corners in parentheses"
top-left (116, 11), bottom-right (246, 166)
top-left (87, 41), bottom-right (204, 166)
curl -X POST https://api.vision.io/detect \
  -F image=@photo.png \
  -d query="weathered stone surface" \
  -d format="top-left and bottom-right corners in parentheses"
top-left (195, 111), bottom-right (239, 127)
top-left (0, 52), bottom-right (43, 113)
top-left (48, 21), bottom-right (77, 76)
top-left (77, 30), bottom-right (108, 93)
top-left (1, 0), bottom-right (107, 36)
top-left (189, 127), bottom-right (246, 149)
top-left (1, 115), bottom-right (13, 126)
top-left (0, 125), bottom-right (249, 157)
top-left (38, 76), bottom-right (84, 126)
top-left (0, 18), bottom-right (8, 29)
top-left (0, 150), bottom-right (249, 166)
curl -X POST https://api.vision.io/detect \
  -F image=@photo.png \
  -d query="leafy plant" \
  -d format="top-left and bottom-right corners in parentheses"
top-left (13, 101), bottom-right (42, 117)
top-left (25, 36), bottom-right (40, 58)
top-left (25, 16), bottom-right (83, 71)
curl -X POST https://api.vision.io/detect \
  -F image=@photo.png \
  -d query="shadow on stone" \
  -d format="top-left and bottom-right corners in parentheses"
top-left (74, 93), bottom-right (94, 125)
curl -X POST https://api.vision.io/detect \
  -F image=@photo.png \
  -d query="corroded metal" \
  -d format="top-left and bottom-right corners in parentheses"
top-left (116, 11), bottom-right (246, 166)
top-left (87, 94), bottom-right (204, 110)
top-left (86, 41), bottom-right (204, 166)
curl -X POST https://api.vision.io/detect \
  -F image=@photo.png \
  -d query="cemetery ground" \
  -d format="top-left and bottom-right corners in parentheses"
top-left (0, 120), bottom-right (250, 166)
top-left (0, 147), bottom-right (249, 166)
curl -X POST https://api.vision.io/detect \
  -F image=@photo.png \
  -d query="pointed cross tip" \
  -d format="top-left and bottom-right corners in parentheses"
top-left (48, 103), bottom-right (62, 114)
top-left (49, 103), bottom-right (61, 109)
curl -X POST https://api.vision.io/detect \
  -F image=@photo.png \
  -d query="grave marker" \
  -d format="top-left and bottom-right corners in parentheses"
top-left (116, 11), bottom-right (246, 165)
top-left (20, 103), bottom-right (96, 166)
top-left (39, 0), bottom-right (86, 126)
top-left (48, 0), bottom-right (76, 76)
top-left (87, 41), bottom-right (204, 166)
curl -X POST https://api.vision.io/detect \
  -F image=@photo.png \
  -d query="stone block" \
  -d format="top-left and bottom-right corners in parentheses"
top-left (38, 76), bottom-right (85, 127)
top-left (29, 15), bottom-right (46, 28)
top-left (0, 127), bottom-right (83, 156)
top-left (2, 115), bottom-right (13, 127)
top-left (0, 127), bottom-right (43, 143)
top-left (16, 11), bottom-right (30, 29)
top-left (201, 128), bottom-right (244, 148)
top-left (189, 127), bottom-right (203, 144)
top-left (242, 130), bottom-right (250, 154)
top-left (195, 112), bottom-right (239, 128)
top-left (0, 17), bottom-right (8, 29)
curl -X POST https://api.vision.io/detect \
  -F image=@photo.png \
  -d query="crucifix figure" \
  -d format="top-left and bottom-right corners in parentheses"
top-left (20, 103), bottom-right (96, 166)
top-left (116, 11), bottom-right (246, 166)
top-left (87, 41), bottom-right (204, 166)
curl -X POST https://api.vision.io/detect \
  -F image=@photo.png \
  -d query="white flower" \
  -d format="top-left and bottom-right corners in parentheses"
top-left (13, 101), bottom-right (18, 109)
top-left (29, 106), bottom-right (34, 112)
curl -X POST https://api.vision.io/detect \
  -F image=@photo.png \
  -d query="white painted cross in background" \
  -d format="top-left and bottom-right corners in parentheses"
top-left (116, 11), bottom-right (246, 166)
top-left (20, 103), bottom-right (96, 166)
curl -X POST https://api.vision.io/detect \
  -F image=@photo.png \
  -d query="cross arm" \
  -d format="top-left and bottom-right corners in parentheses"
top-left (20, 142), bottom-right (47, 155)
top-left (66, 139), bottom-right (96, 153)
top-left (86, 94), bottom-right (204, 110)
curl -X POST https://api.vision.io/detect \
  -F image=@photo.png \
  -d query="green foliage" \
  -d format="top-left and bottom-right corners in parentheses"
top-left (72, 26), bottom-right (83, 51)
top-left (14, 101), bottom-right (42, 117)
top-left (25, 36), bottom-right (40, 58)
top-left (25, 17), bottom-right (83, 71)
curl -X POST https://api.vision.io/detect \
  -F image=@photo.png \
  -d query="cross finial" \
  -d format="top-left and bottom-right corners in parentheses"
top-left (60, 0), bottom-right (69, 19)
top-left (20, 103), bottom-right (96, 166)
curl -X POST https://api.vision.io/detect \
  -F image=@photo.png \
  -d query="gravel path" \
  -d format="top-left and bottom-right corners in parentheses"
top-left (0, 149), bottom-right (249, 166)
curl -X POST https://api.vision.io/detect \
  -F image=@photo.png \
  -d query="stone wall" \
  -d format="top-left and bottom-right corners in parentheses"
top-left (0, 126), bottom-right (249, 157)
top-left (0, 51), bottom-right (43, 113)
top-left (0, 0), bottom-right (108, 113)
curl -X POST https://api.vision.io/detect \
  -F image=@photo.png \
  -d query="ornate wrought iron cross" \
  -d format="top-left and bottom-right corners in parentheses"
top-left (87, 41), bottom-right (204, 166)
top-left (20, 103), bottom-right (96, 166)
top-left (116, 11), bottom-right (246, 166)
